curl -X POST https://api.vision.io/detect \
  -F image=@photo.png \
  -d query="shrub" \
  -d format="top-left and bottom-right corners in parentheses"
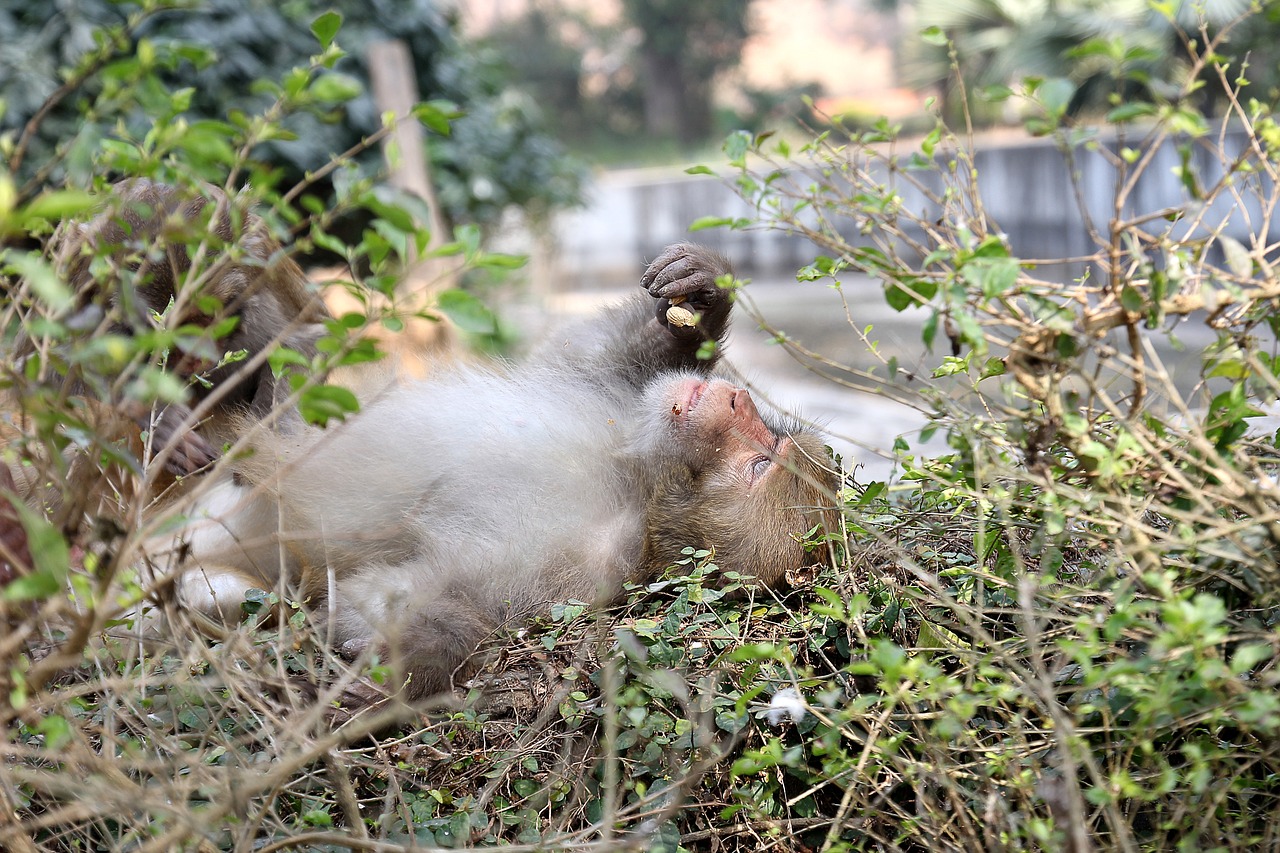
top-left (685, 6), bottom-right (1280, 848)
top-left (5, 3), bottom-right (1280, 853)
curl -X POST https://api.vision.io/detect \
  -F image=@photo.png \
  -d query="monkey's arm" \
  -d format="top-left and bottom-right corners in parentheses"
top-left (122, 399), bottom-right (219, 477)
top-left (538, 243), bottom-right (734, 384)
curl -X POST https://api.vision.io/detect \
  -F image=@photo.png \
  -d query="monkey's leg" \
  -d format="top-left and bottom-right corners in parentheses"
top-left (149, 476), bottom-right (292, 627)
top-left (175, 561), bottom-right (278, 627)
top-left (337, 584), bottom-right (499, 705)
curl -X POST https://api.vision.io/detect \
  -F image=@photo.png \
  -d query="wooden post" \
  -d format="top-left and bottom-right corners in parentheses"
top-left (367, 38), bottom-right (456, 291)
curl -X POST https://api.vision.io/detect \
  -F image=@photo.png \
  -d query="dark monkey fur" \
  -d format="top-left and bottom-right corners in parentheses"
top-left (18, 179), bottom-right (330, 478)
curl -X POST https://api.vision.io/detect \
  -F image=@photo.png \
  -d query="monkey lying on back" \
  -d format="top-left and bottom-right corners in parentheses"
top-left (167, 244), bottom-right (839, 704)
top-left (23, 179), bottom-right (330, 477)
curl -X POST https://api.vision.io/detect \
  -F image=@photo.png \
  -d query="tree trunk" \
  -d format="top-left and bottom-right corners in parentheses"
top-left (639, 48), bottom-right (685, 140)
top-left (639, 50), bottom-right (714, 144)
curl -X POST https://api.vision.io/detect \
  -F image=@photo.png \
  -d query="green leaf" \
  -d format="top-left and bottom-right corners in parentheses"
top-left (1230, 643), bottom-right (1272, 675)
top-left (979, 85), bottom-right (1014, 103)
top-left (474, 253), bottom-right (527, 271)
top-left (311, 11), bottom-right (342, 48)
top-left (268, 346), bottom-right (312, 376)
top-left (723, 130), bottom-right (752, 167)
top-left (36, 715), bottom-right (74, 749)
top-left (1219, 235), bottom-right (1254, 279)
top-left (684, 165), bottom-right (715, 176)
top-left (436, 289), bottom-right (497, 335)
top-left (727, 643), bottom-right (783, 661)
top-left (920, 26), bottom-right (947, 46)
top-left (1027, 294), bottom-right (1076, 332)
top-left (181, 120), bottom-right (239, 165)
top-left (884, 278), bottom-right (937, 311)
top-left (1038, 77), bottom-right (1077, 117)
top-left (797, 255), bottom-right (849, 281)
top-left (953, 311), bottom-right (986, 354)
top-left (2, 501), bottom-right (69, 603)
top-left (298, 384), bottom-right (360, 427)
top-left (310, 72), bottom-right (362, 104)
top-left (920, 125), bottom-right (942, 158)
top-left (412, 100), bottom-right (461, 136)
top-left (5, 252), bottom-right (74, 313)
top-left (0, 171), bottom-right (14, 219)
top-left (961, 257), bottom-right (1019, 298)
top-left (922, 310), bottom-right (939, 349)
top-left (1175, 142), bottom-right (1203, 199)
top-left (1107, 102), bottom-right (1156, 123)
top-left (310, 225), bottom-right (349, 257)
top-left (21, 189), bottom-right (96, 224)
top-left (1169, 106), bottom-right (1209, 138)
top-left (1120, 284), bottom-right (1145, 314)
top-left (972, 236), bottom-right (1011, 259)
top-left (689, 216), bottom-right (733, 232)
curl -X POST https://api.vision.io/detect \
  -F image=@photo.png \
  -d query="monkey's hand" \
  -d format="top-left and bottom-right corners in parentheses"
top-left (146, 405), bottom-right (220, 477)
top-left (641, 243), bottom-right (734, 340)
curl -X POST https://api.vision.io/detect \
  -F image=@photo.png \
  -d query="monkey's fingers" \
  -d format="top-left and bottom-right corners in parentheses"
top-left (652, 297), bottom-right (707, 339)
top-left (162, 432), bottom-right (221, 477)
top-left (640, 242), bottom-right (694, 289)
top-left (645, 255), bottom-right (710, 295)
top-left (320, 678), bottom-right (410, 731)
top-left (642, 248), bottom-right (730, 309)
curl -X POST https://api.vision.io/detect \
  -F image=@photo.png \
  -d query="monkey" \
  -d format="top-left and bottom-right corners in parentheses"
top-left (0, 465), bottom-right (31, 588)
top-left (160, 243), bottom-right (840, 706)
top-left (11, 178), bottom-right (331, 480)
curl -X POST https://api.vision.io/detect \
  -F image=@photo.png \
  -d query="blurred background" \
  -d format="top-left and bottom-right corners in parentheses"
top-left (3, 0), bottom-right (1276, 476)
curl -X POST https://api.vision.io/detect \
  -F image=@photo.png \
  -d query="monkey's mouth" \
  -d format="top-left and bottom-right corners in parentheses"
top-left (685, 381), bottom-right (707, 413)
top-left (669, 379), bottom-right (707, 419)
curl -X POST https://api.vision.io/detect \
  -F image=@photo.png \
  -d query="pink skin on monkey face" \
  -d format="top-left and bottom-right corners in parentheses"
top-left (666, 379), bottom-right (786, 483)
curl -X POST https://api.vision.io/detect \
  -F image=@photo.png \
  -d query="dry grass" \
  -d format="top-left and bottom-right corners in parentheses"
top-left (5, 11), bottom-right (1280, 851)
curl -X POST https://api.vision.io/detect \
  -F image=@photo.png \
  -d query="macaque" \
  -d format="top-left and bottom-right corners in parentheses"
top-left (0, 465), bottom-right (31, 587)
top-left (166, 243), bottom-right (839, 705)
top-left (21, 179), bottom-right (330, 477)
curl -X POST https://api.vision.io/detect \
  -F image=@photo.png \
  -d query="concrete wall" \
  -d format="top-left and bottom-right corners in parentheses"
top-left (542, 126), bottom-right (1274, 289)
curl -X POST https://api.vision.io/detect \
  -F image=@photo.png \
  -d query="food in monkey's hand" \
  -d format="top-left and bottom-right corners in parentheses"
top-left (161, 242), bottom-right (840, 709)
top-left (665, 294), bottom-right (698, 327)
top-left (665, 304), bottom-right (697, 327)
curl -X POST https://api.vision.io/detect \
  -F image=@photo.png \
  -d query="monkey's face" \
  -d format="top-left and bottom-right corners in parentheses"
top-left (646, 377), bottom-right (838, 586)
top-left (664, 378), bottom-right (779, 474)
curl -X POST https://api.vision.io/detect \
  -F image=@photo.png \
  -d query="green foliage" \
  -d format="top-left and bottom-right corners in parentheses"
top-left (0, 0), bottom-right (582, 228)
top-left (7, 3), bottom-right (1280, 852)
top-left (664, 2), bottom-right (1280, 846)
top-left (0, 10), bottom-right (560, 846)
top-left (907, 0), bottom-right (1280, 126)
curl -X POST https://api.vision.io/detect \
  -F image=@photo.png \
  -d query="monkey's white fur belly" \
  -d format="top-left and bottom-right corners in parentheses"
top-left (178, 365), bottom-right (649, 647)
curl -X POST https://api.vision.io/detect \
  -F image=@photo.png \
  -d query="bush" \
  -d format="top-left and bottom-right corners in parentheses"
top-left (687, 7), bottom-right (1280, 848)
top-left (0, 0), bottom-right (582, 230)
top-left (4, 3), bottom-right (1280, 853)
